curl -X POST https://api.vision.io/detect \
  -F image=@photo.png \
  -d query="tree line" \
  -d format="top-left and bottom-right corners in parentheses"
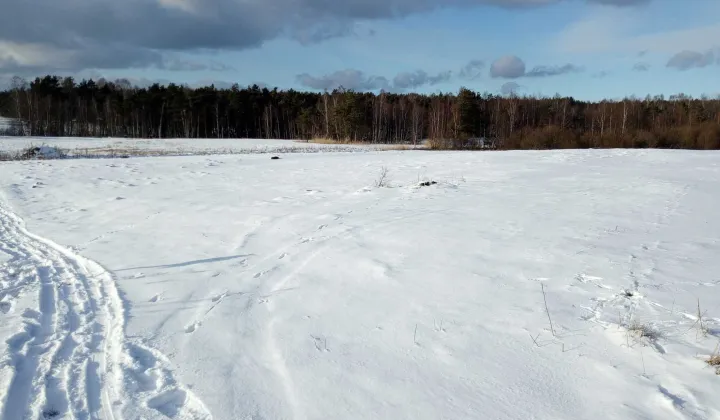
top-left (1, 75), bottom-right (719, 150)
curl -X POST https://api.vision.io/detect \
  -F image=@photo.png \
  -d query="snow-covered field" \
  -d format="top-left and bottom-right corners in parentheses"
top-left (0, 137), bottom-right (394, 158)
top-left (1, 148), bottom-right (720, 420)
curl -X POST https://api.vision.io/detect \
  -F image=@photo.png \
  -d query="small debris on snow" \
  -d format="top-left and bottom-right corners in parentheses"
top-left (42, 408), bottom-right (61, 419)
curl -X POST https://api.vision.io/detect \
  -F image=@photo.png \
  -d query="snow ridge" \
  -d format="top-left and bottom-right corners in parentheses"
top-left (0, 202), bottom-right (211, 419)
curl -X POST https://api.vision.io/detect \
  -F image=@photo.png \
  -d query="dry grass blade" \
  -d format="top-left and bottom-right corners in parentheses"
top-left (685, 298), bottom-right (710, 341)
top-left (308, 137), bottom-right (353, 144)
top-left (627, 321), bottom-right (663, 341)
top-left (374, 166), bottom-right (391, 188)
top-left (541, 283), bottom-right (555, 337)
top-left (707, 342), bottom-right (720, 374)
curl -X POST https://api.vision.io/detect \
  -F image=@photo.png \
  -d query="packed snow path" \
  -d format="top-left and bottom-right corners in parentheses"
top-left (0, 202), bottom-right (211, 419)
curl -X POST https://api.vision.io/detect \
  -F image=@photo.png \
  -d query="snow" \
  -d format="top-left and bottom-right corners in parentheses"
top-left (1, 148), bottom-right (720, 420)
top-left (0, 136), bottom-right (396, 158)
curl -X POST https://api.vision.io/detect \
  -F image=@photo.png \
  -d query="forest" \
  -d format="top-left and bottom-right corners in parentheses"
top-left (1, 75), bottom-right (719, 150)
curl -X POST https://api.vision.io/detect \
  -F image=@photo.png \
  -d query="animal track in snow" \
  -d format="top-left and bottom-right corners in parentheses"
top-left (574, 273), bottom-right (612, 289)
top-left (0, 299), bottom-right (13, 314)
top-left (147, 388), bottom-right (189, 418)
top-left (185, 322), bottom-right (201, 334)
top-left (655, 384), bottom-right (710, 419)
top-left (311, 335), bottom-right (330, 352)
top-left (124, 342), bottom-right (212, 418)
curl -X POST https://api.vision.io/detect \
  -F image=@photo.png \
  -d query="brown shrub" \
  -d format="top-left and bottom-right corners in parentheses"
top-left (427, 138), bottom-right (454, 150)
top-left (698, 123), bottom-right (720, 150)
top-left (632, 131), bottom-right (654, 148)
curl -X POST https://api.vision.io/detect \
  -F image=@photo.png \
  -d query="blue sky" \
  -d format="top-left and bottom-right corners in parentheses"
top-left (1, 0), bottom-right (719, 100)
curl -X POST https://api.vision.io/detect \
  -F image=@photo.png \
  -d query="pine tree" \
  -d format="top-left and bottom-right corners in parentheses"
top-left (455, 87), bottom-right (478, 146)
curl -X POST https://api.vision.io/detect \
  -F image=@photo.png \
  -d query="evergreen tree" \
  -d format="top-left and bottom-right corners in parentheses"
top-left (455, 87), bottom-right (479, 145)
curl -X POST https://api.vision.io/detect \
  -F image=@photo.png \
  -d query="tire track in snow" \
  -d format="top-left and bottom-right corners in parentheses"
top-left (0, 202), bottom-right (128, 419)
top-left (0, 202), bottom-right (212, 419)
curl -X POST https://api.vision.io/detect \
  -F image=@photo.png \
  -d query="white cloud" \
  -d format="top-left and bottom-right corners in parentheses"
top-left (666, 50), bottom-right (716, 70)
top-left (0, 41), bottom-right (71, 68)
top-left (157, 0), bottom-right (199, 13)
top-left (556, 9), bottom-right (720, 55)
top-left (490, 55), bottom-right (526, 78)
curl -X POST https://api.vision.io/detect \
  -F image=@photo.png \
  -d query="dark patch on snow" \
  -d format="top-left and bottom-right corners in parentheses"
top-left (43, 409), bottom-right (61, 418)
top-left (418, 181), bottom-right (437, 187)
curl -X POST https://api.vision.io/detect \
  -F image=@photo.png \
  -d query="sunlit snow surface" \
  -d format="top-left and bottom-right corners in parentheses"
top-left (1, 143), bottom-right (720, 419)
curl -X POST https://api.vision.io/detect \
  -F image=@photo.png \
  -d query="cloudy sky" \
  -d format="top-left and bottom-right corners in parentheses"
top-left (1, 0), bottom-right (718, 99)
